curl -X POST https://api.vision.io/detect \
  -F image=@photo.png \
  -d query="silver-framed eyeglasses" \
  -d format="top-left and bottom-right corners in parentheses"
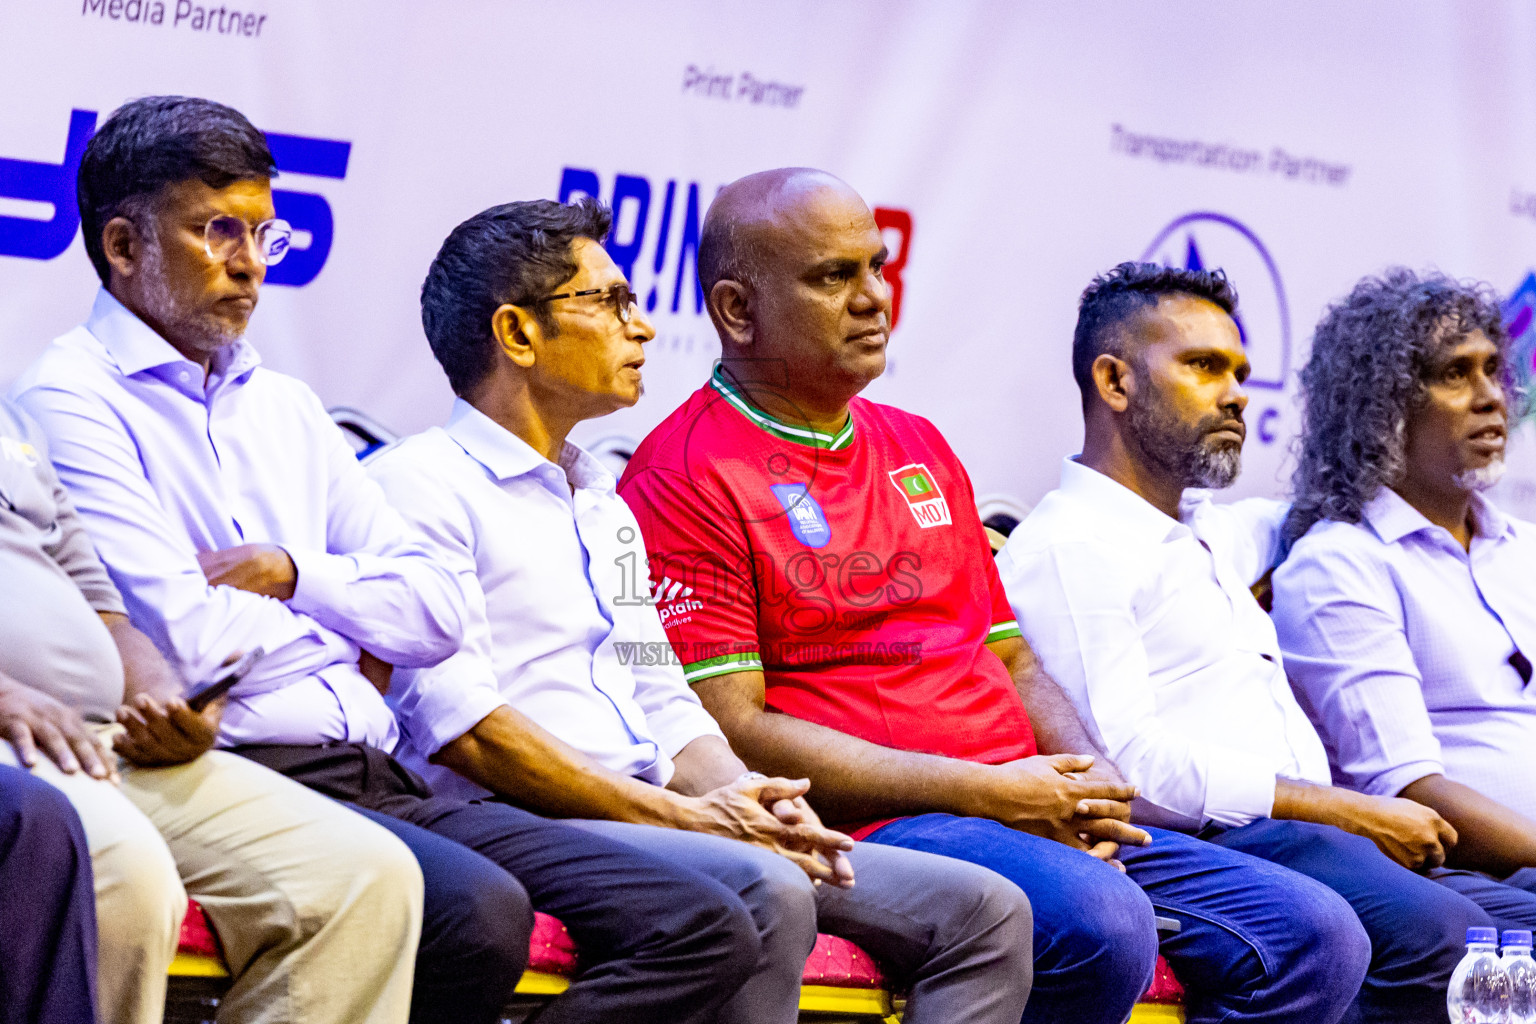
top-left (536, 283), bottom-right (639, 324)
top-left (204, 215), bottom-right (293, 266)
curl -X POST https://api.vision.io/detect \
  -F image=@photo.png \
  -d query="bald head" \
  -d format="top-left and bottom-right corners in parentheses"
top-left (698, 168), bottom-right (863, 294)
top-left (699, 167), bottom-right (891, 413)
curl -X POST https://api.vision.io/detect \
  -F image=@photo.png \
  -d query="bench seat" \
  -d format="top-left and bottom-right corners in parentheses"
top-left (169, 899), bottom-right (1185, 1021)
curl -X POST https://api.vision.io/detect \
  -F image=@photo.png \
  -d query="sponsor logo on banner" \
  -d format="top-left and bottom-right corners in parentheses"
top-left (888, 463), bottom-right (951, 528)
top-left (558, 167), bottom-right (913, 329)
top-left (1504, 272), bottom-right (1536, 424)
top-left (1141, 212), bottom-right (1292, 392)
top-left (770, 482), bottom-right (833, 547)
top-left (0, 109), bottom-right (350, 287)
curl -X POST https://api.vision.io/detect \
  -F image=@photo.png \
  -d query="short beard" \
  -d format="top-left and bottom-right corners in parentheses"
top-left (1454, 457), bottom-right (1506, 492)
top-left (137, 232), bottom-right (245, 354)
top-left (1125, 384), bottom-right (1243, 491)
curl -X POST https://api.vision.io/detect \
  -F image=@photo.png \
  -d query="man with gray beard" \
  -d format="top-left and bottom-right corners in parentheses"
top-left (14, 95), bottom-right (762, 1024)
top-left (998, 261), bottom-right (1507, 1022)
top-left (1275, 268), bottom-right (1536, 924)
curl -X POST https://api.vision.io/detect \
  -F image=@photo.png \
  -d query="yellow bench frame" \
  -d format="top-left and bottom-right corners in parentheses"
top-left (170, 954), bottom-right (1184, 1022)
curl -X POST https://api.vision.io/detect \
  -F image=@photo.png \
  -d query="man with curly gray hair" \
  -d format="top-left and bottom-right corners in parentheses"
top-left (995, 260), bottom-right (1513, 1023)
top-left (1274, 268), bottom-right (1536, 929)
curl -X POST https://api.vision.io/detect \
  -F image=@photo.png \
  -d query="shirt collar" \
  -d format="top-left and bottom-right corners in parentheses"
top-left (1473, 493), bottom-right (1514, 541)
top-left (84, 287), bottom-right (262, 382)
top-left (443, 398), bottom-right (615, 493)
top-left (1057, 457), bottom-right (1190, 544)
top-left (709, 366), bottom-right (856, 450)
top-left (1364, 486), bottom-right (1514, 546)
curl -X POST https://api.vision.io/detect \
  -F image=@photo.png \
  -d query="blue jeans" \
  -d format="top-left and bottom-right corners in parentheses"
top-left (869, 815), bottom-right (1370, 1024)
top-left (1201, 818), bottom-right (1502, 1023)
top-left (0, 764), bottom-right (98, 1024)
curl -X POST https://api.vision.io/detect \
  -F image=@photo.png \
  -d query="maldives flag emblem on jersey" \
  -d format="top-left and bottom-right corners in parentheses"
top-left (888, 463), bottom-right (952, 528)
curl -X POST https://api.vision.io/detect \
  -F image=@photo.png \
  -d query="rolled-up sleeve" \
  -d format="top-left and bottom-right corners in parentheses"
top-left (394, 655), bottom-right (508, 760)
top-left (1001, 539), bottom-right (1278, 826)
top-left (1273, 539), bottom-right (1444, 798)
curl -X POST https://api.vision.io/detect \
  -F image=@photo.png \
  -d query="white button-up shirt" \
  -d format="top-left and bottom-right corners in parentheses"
top-left (1273, 488), bottom-right (1536, 820)
top-left (366, 400), bottom-right (725, 801)
top-left (996, 458), bottom-right (1330, 830)
top-left (11, 289), bottom-right (465, 749)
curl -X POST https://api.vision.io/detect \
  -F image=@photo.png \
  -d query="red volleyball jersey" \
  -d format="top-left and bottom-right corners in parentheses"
top-left (619, 369), bottom-right (1037, 831)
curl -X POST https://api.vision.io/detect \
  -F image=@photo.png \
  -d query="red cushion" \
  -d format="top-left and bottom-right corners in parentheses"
top-left (179, 899), bottom-right (1182, 1006)
top-left (801, 932), bottom-right (887, 987)
top-left (179, 900), bottom-right (221, 960)
top-left (1142, 954), bottom-right (1186, 1003)
top-left (526, 911), bottom-right (580, 975)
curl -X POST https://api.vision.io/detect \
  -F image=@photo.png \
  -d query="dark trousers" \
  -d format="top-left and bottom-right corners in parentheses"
top-left (0, 764), bottom-right (98, 1024)
top-left (234, 743), bottom-right (757, 1024)
top-left (1430, 865), bottom-right (1536, 928)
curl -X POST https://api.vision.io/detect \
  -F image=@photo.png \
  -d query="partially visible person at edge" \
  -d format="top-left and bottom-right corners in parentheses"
top-left (367, 196), bottom-right (1033, 1024)
top-left (0, 763), bottom-right (98, 1024)
top-left (13, 95), bottom-right (760, 1024)
top-left (619, 168), bottom-right (1366, 1024)
top-left (1275, 268), bottom-right (1536, 927)
top-left (1000, 260), bottom-right (1517, 1022)
top-left (0, 391), bottom-right (423, 1024)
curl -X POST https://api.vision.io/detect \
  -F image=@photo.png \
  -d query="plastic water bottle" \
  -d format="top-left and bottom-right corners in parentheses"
top-left (1449, 927), bottom-right (1511, 1022)
top-left (1502, 930), bottom-right (1536, 1023)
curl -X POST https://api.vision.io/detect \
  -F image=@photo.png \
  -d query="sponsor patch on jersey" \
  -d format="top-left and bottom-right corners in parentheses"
top-left (888, 463), bottom-right (951, 528)
top-left (651, 575), bottom-right (704, 626)
top-left (769, 483), bottom-right (832, 548)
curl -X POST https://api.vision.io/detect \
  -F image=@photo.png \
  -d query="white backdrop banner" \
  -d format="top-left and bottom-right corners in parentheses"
top-left (5, 0), bottom-right (1536, 518)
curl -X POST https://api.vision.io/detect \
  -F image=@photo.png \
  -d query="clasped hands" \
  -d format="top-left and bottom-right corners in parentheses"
top-left (686, 775), bottom-right (857, 889)
top-left (993, 753), bottom-right (1150, 869)
top-left (194, 546), bottom-right (858, 887)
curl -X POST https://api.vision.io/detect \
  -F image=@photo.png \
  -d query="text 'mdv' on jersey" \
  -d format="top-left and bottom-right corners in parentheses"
top-left (619, 368), bottom-right (1039, 816)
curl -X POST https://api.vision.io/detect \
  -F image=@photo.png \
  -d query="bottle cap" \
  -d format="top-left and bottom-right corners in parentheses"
top-left (1503, 930), bottom-right (1533, 947)
top-left (1468, 927), bottom-right (1498, 944)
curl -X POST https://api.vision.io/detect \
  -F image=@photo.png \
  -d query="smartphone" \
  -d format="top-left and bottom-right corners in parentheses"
top-left (186, 646), bottom-right (265, 711)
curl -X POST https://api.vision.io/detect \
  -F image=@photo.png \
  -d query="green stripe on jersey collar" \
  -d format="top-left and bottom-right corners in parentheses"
top-left (710, 367), bottom-right (855, 451)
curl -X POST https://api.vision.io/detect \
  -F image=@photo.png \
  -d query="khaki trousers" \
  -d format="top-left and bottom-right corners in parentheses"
top-left (1, 743), bottom-right (423, 1024)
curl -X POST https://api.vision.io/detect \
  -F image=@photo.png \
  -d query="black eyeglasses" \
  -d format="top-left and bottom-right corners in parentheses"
top-left (535, 283), bottom-right (639, 324)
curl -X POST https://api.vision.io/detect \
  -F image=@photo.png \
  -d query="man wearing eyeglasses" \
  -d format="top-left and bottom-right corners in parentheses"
top-left (6, 96), bottom-right (423, 1024)
top-left (366, 198), bottom-right (1033, 1024)
top-left (14, 96), bottom-right (763, 1024)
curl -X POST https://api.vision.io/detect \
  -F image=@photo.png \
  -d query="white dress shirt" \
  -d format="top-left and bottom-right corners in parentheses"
top-left (1273, 488), bottom-right (1536, 820)
top-left (996, 458), bottom-right (1330, 831)
top-left (366, 400), bottom-right (726, 802)
top-left (11, 289), bottom-right (465, 749)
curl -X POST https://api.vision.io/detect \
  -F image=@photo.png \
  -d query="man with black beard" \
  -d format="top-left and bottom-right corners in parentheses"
top-left (998, 262), bottom-right (1499, 1023)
